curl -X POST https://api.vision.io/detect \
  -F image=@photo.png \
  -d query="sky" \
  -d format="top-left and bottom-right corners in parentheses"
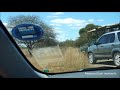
top-left (0, 12), bottom-right (120, 42)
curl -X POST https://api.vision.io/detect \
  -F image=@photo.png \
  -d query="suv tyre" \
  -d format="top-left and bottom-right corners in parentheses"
top-left (113, 53), bottom-right (120, 67)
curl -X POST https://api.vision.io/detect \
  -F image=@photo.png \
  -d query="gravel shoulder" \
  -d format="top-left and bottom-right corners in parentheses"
top-left (88, 59), bottom-right (117, 68)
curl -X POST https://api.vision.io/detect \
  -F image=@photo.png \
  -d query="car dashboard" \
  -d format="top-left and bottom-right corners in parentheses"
top-left (49, 68), bottom-right (120, 78)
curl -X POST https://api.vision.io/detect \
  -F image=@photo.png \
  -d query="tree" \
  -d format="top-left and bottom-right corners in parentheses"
top-left (85, 24), bottom-right (99, 31)
top-left (7, 15), bottom-right (57, 55)
top-left (59, 40), bottom-right (75, 47)
top-left (77, 24), bottom-right (100, 47)
top-left (79, 28), bottom-right (85, 35)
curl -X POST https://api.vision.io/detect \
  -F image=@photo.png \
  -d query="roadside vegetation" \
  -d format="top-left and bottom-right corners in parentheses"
top-left (8, 15), bottom-right (106, 73)
top-left (21, 47), bottom-right (90, 73)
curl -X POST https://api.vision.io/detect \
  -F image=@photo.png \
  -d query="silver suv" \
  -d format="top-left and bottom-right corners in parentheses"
top-left (88, 30), bottom-right (120, 67)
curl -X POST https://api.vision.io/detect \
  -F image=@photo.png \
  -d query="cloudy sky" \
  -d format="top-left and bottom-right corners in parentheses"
top-left (1, 12), bottom-right (120, 41)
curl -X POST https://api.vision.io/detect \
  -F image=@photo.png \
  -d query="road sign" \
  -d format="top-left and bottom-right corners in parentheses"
top-left (12, 24), bottom-right (44, 41)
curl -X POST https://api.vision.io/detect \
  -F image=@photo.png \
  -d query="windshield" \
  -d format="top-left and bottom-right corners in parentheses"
top-left (1, 12), bottom-right (120, 73)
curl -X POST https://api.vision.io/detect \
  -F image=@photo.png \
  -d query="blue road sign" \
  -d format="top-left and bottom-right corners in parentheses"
top-left (12, 24), bottom-right (44, 41)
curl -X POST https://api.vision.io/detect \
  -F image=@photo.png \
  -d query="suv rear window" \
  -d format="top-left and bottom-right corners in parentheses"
top-left (98, 33), bottom-right (115, 44)
top-left (107, 33), bottom-right (115, 43)
top-left (97, 35), bottom-right (108, 44)
top-left (117, 32), bottom-right (120, 41)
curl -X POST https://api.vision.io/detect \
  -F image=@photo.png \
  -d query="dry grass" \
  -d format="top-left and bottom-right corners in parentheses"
top-left (45, 47), bottom-right (89, 73)
top-left (21, 49), bottom-right (44, 71)
top-left (21, 47), bottom-right (90, 73)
